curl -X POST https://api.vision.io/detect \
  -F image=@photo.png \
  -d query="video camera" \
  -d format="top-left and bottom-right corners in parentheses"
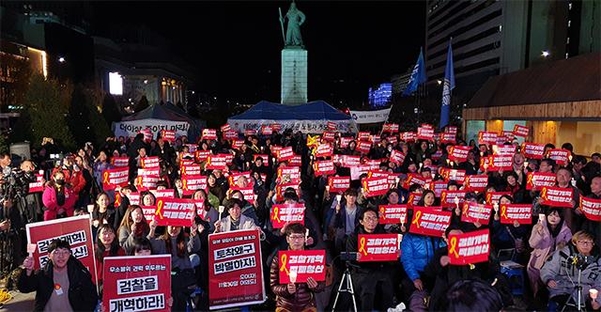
top-left (0, 167), bottom-right (35, 202)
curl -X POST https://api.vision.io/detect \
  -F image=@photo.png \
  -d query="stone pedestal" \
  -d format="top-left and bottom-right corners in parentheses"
top-left (281, 48), bottom-right (307, 105)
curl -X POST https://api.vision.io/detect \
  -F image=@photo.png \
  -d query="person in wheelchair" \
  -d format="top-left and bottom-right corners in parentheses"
top-left (540, 230), bottom-right (601, 311)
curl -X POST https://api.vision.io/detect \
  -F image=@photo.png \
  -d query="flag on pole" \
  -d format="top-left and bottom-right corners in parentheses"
top-left (402, 47), bottom-right (427, 97)
top-left (439, 39), bottom-right (455, 129)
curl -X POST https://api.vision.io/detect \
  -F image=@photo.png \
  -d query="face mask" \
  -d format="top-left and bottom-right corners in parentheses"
top-left (55, 179), bottom-right (65, 186)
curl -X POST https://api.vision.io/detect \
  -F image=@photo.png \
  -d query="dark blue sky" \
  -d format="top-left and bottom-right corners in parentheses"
top-left (92, 1), bottom-right (425, 106)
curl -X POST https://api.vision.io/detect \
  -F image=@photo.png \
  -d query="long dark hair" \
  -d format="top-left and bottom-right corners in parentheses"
top-left (95, 224), bottom-right (121, 263)
top-left (159, 227), bottom-right (187, 258)
top-left (545, 207), bottom-right (565, 238)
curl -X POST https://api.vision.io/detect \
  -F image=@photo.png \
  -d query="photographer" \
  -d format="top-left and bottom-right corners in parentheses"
top-left (540, 230), bottom-right (601, 311)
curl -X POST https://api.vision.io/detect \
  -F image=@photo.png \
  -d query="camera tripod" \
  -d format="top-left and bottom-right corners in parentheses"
top-left (331, 261), bottom-right (358, 312)
top-left (561, 258), bottom-right (587, 312)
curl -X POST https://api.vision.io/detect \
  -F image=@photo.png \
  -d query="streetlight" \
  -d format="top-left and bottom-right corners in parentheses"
top-left (541, 50), bottom-right (550, 58)
top-left (58, 56), bottom-right (66, 63)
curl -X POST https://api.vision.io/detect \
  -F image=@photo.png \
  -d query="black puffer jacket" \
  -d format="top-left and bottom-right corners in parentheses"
top-left (17, 256), bottom-right (99, 312)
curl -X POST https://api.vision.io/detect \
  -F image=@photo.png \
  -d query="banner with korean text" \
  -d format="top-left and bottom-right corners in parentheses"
top-left (499, 204), bottom-right (532, 225)
top-left (26, 215), bottom-right (98, 284)
top-left (278, 250), bottom-right (326, 284)
top-left (448, 229), bottom-right (490, 265)
top-left (208, 229), bottom-right (265, 310)
top-left (103, 255), bottom-right (171, 312)
top-left (579, 197), bottom-right (601, 222)
top-left (102, 167), bottom-right (129, 190)
top-left (540, 186), bottom-right (574, 207)
top-left (409, 207), bottom-right (452, 237)
top-left (154, 198), bottom-right (195, 227)
top-left (270, 203), bottom-right (305, 229)
top-left (357, 234), bottom-right (399, 262)
top-left (378, 205), bottom-right (408, 224)
top-left (460, 202), bottom-right (492, 225)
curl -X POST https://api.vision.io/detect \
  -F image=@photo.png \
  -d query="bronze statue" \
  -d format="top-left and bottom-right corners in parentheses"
top-left (279, 1), bottom-right (306, 47)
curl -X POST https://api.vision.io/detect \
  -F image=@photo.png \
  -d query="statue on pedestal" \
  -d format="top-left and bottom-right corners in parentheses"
top-left (279, 1), bottom-right (306, 48)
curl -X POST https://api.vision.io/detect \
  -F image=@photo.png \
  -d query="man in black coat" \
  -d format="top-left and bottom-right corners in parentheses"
top-left (17, 239), bottom-right (98, 311)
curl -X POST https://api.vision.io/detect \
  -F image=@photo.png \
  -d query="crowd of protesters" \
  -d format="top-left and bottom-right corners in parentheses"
top-left (0, 125), bottom-right (599, 311)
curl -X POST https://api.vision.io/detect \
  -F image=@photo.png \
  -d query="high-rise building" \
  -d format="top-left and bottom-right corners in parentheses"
top-left (425, 0), bottom-right (599, 82)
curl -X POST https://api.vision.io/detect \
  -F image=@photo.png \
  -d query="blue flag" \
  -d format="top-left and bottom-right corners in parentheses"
top-left (402, 48), bottom-right (427, 97)
top-left (439, 39), bottom-right (455, 129)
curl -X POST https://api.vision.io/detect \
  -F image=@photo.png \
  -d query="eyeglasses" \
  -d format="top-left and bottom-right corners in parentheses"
top-left (363, 216), bottom-right (379, 222)
top-left (52, 249), bottom-right (71, 257)
top-left (577, 241), bottom-right (594, 246)
top-left (288, 235), bottom-right (305, 240)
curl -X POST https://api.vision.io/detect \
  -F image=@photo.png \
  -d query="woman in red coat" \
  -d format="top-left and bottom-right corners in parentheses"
top-left (42, 170), bottom-right (77, 220)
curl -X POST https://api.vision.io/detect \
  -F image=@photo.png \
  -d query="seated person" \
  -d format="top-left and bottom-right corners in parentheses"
top-left (540, 230), bottom-right (601, 312)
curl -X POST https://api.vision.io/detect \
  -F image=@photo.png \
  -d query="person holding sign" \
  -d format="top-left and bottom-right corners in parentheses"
top-left (269, 223), bottom-right (324, 312)
top-left (526, 207), bottom-right (572, 301)
top-left (94, 224), bottom-right (125, 296)
top-left (148, 221), bottom-right (202, 311)
top-left (345, 207), bottom-right (396, 311)
top-left (117, 205), bottom-right (150, 255)
top-left (328, 188), bottom-right (364, 257)
top-left (17, 239), bottom-right (99, 311)
top-left (423, 225), bottom-right (511, 311)
top-left (490, 195), bottom-right (530, 263)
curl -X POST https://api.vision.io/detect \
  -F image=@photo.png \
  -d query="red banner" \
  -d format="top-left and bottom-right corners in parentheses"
top-left (401, 132), bottom-right (416, 142)
top-left (357, 234), bottom-right (399, 262)
top-left (521, 142), bottom-right (545, 159)
top-left (409, 207), bottom-right (452, 237)
top-left (548, 149), bottom-right (571, 166)
top-left (540, 186), bottom-right (574, 207)
top-left (102, 167), bottom-right (129, 190)
top-left (449, 146), bottom-right (471, 163)
top-left (111, 156), bottom-right (129, 168)
top-left (160, 129), bottom-right (176, 142)
top-left (243, 129), bottom-right (257, 136)
top-left (140, 156), bottom-right (160, 169)
top-left (361, 177), bottom-right (389, 197)
top-left (440, 132), bottom-right (456, 144)
top-left (208, 229), bottom-right (265, 310)
top-left (276, 146), bottom-right (294, 161)
top-left (580, 197), bottom-right (601, 222)
top-left (492, 145), bottom-right (516, 156)
top-left (220, 124), bottom-right (231, 132)
top-left (103, 255), bottom-right (171, 312)
top-left (326, 121), bottom-right (337, 130)
top-left (357, 132), bottom-right (370, 141)
top-left (440, 168), bottom-right (466, 184)
top-left (465, 175), bottom-right (489, 192)
top-left (478, 131), bottom-right (498, 145)
top-left (499, 204), bottom-right (533, 225)
top-left (328, 176), bottom-right (350, 194)
top-left (356, 141), bottom-right (371, 154)
top-left (28, 171), bottom-right (45, 193)
top-left (484, 191), bottom-right (512, 205)
top-left (430, 181), bottom-right (448, 198)
top-left (202, 129), bottom-right (217, 140)
top-left (270, 204), bottom-right (305, 229)
top-left (154, 198), bottom-right (195, 227)
top-left (378, 205), bottom-right (408, 224)
top-left (383, 123), bottom-right (399, 133)
top-left (448, 229), bottom-right (490, 265)
top-left (417, 126), bottom-right (435, 141)
top-left (260, 125), bottom-right (273, 135)
top-left (278, 250), bottom-right (326, 284)
top-left (512, 124), bottom-right (529, 137)
top-left (181, 175), bottom-right (207, 196)
top-left (180, 164), bottom-right (202, 176)
top-left (26, 215), bottom-right (98, 284)
top-left (460, 202), bottom-right (492, 225)
top-left (313, 160), bottom-right (336, 176)
top-left (402, 173), bottom-right (428, 189)
top-left (206, 155), bottom-right (228, 170)
top-left (440, 190), bottom-right (468, 208)
top-left (526, 172), bottom-right (556, 190)
top-left (406, 192), bottom-right (422, 208)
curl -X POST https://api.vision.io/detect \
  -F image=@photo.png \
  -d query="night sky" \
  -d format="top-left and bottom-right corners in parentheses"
top-left (91, 1), bottom-right (425, 106)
